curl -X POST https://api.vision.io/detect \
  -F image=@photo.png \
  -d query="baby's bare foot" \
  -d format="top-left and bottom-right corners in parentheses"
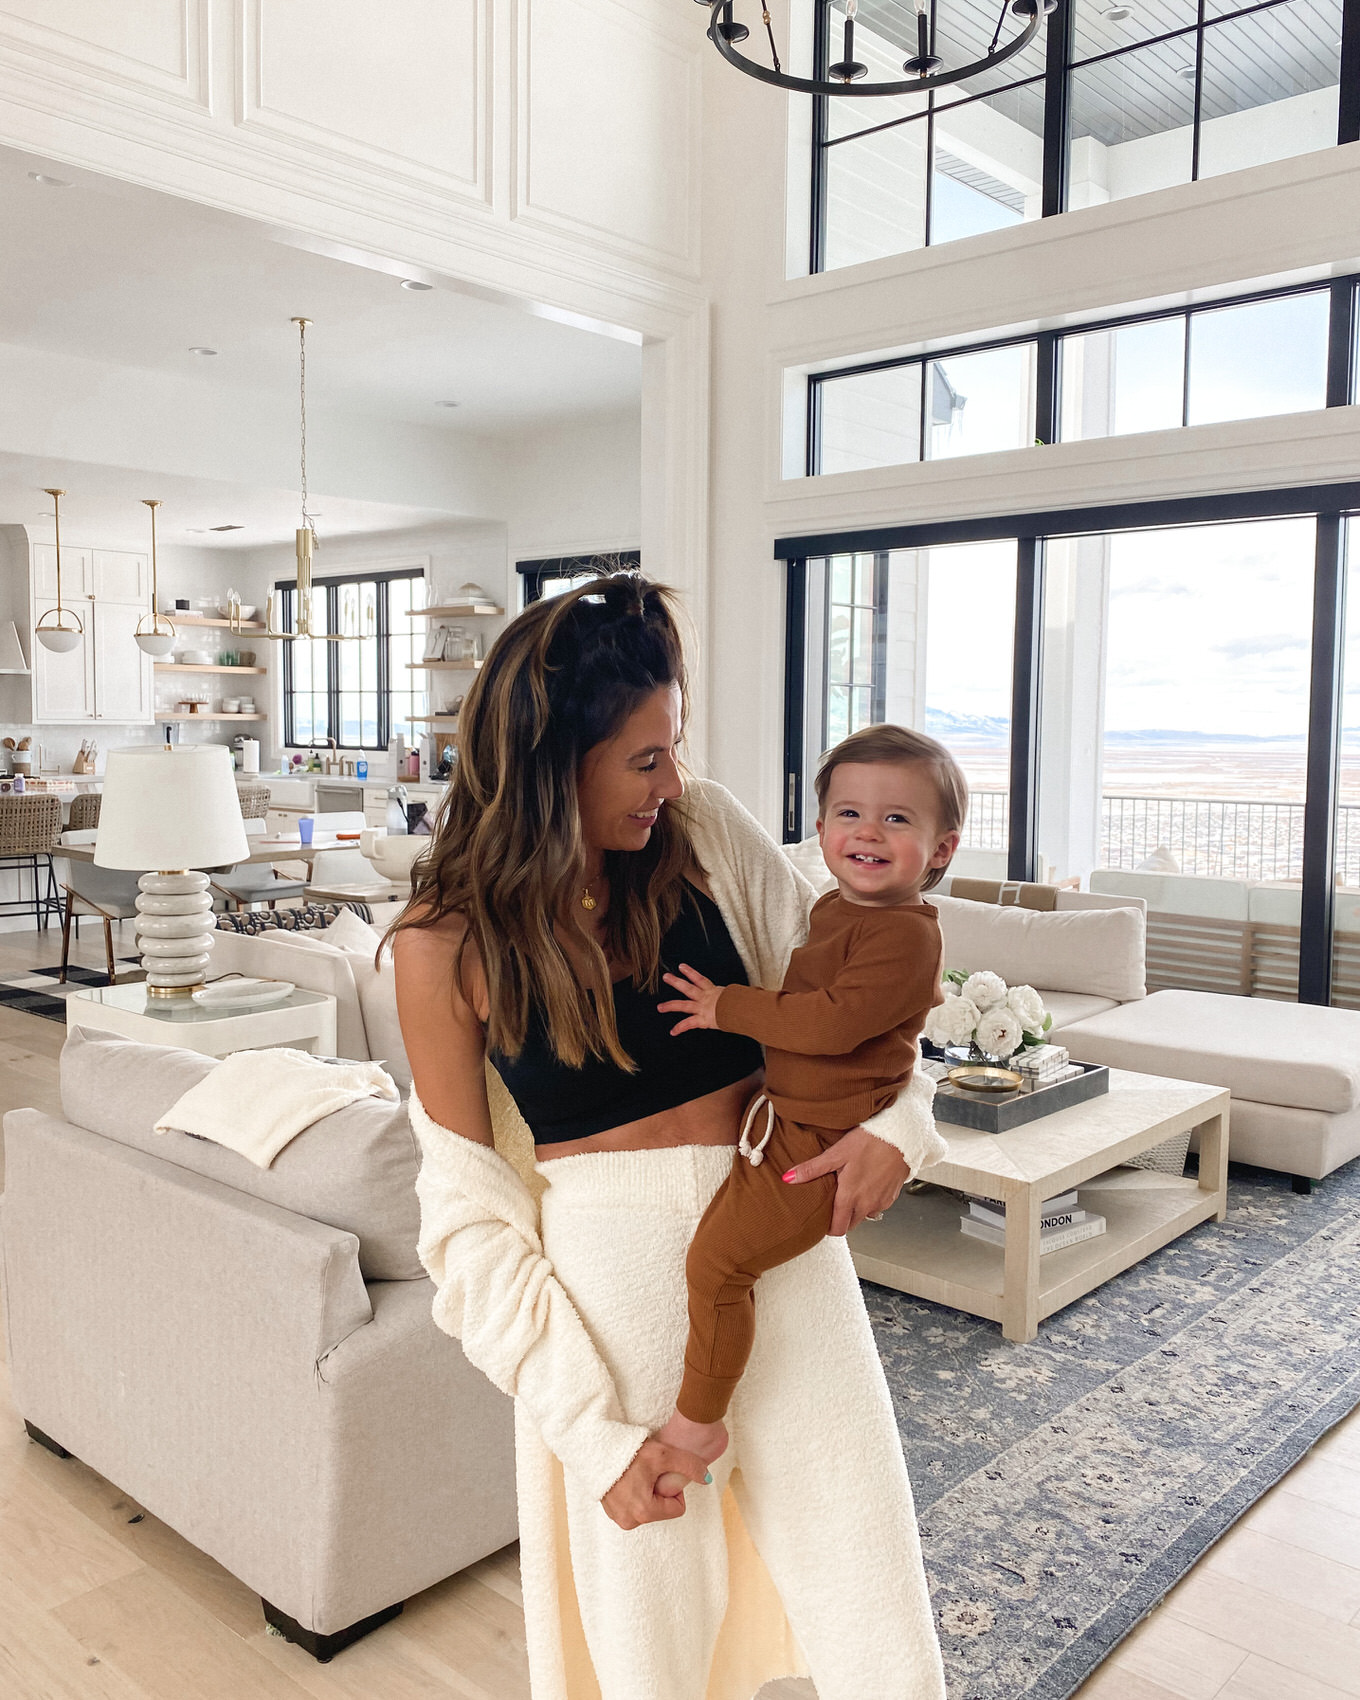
top-left (654, 1411), bottom-right (729, 1497)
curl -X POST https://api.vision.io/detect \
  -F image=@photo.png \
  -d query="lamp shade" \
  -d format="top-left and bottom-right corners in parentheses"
top-left (95, 745), bottom-right (249, 870)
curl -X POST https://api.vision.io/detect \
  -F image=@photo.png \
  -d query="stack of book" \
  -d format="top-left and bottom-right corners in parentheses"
top-left (1015, 1045), bottom-right (1082, 1090)
top-left (960, 1188), bottom-right (1107, 1252)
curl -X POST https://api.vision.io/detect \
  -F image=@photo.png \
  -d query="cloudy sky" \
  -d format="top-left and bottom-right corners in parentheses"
top-left (917, 517), bottom-right (1360, 744)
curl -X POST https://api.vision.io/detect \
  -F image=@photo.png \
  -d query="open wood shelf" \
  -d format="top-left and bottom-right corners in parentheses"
top-left (407, 660), bottom-right (479, 671)
top-left (408, 717), bottom-right (460, 728)
top-left (155, 663), bottom-right (267, 675)
top-left (165, 613), bottom-right (267, 631)
top-left (160, 712), bottom-right (267, 722)
top-left (406, 602), bottom-right (503, 618)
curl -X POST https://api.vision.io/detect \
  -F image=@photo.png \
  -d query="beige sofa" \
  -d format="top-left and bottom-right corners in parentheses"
top-left (0, 1027), bottom-right (516, 1660)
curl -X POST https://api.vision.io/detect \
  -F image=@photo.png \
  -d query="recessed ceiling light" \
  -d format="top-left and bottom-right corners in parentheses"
top-left (436, 399), bottom-right (460, 408)
top-left (185, 527), bottom-right (208, 534)
top-left (28, 171), bottom-right (72, 187)
top-left (401, 279), bottom-right (433, 291)
top-left (208, 524), bottom-right (244, 532)
top-left (189, 346), bottom-right (218, 356)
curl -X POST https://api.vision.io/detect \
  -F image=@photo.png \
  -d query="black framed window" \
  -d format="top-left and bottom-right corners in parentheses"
top-left (280, 567), bottom-right (426, 750)
top-left (812, 0), bottom-right (1359, 274)
top-left (517, 551), bottom-right (641, 606)
top-left (808, 274), bottom-right (1354, 473)
top-left (779, 480), bottom-right (1360, 1007)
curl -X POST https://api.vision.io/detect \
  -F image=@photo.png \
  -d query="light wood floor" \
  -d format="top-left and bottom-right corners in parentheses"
top-left (0, 921), bottom-right (1356, 1699)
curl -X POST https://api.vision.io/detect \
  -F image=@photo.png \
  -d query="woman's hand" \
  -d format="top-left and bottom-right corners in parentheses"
top-left (782, 1126), bottom-right (909, 1236)
top-left (601, 1439), bottom-right (712, 1530)
top-left (659, 963), bottom-right (725, 1034)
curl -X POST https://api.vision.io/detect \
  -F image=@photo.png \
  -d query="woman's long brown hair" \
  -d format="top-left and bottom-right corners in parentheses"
top-left (389, 572), bottom-right (695, 1070)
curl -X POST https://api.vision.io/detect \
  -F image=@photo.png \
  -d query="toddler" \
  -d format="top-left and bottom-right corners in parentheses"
top-left (654, 724), bottom-right (965, 1471)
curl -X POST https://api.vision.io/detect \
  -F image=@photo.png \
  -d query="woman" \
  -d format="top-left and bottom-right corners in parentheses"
top-left (392, 574), bottom-right (947, 1700)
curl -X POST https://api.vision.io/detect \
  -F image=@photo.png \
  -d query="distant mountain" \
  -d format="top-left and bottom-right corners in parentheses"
top-left (924, 709), bottom-right (1360, 746)
top-left (924, 709), bottom-right (1010, 742)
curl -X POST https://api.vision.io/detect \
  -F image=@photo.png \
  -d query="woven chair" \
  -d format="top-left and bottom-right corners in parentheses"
top-left (0, 794), bottom-right (63, 929)
top-left (236, 782), bottom-right (272, 820)
top-left (67, 794), bottom-right (102, 832)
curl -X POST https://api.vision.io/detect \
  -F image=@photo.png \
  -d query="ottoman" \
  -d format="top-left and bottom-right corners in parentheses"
top-left (1056, 989), bottom-right (1360, 1189)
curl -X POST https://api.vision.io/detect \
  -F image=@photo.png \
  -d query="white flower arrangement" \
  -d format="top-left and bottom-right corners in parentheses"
top-left (923, 970), bottom-right (1052, 1060)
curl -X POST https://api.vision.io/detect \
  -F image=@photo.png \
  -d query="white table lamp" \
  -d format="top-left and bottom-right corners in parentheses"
top-left (95, 745), bottom-right (249, 996)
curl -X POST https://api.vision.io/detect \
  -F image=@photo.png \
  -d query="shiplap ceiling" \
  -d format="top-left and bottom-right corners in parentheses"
top-left (844, 0), bottom-right (1341, 144)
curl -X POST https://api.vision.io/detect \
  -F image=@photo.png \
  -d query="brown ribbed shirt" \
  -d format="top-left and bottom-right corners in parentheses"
top-left (715, 892), bottom-right (944, 1130)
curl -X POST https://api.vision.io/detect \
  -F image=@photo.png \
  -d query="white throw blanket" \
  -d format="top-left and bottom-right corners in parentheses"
top-left (155, 1047), bottom-right (399, 1167)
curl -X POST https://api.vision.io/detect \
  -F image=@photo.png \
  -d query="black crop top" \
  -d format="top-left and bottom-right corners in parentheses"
top-left (488, 884), bottom-right (765, 1144)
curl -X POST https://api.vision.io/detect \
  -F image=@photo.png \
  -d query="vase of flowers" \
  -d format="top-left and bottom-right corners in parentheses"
top-left (922, 970), bottom-right (1052, 1064)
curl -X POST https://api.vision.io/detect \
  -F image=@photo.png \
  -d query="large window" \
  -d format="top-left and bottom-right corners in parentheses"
top-left (281, 567), bottom-right (426, 750)
top-left (810, 276), bottom-right (1350, 474)
top-left (782, 482), bottom-right (1360, 1005)
top-left (812, 0), bottom-right (1355, 274)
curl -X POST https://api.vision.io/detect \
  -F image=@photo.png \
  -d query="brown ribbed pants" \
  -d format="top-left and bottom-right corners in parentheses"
top-left (677, 1105), bottom-right (840, 1424)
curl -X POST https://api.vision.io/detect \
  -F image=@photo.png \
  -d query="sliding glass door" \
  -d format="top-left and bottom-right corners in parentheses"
top-left (782, 484), bottom-right (1360, 1004)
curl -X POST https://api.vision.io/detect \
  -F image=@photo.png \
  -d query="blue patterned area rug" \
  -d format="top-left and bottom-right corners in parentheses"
top-left (866, 1159), bottom-right (1360, 1700)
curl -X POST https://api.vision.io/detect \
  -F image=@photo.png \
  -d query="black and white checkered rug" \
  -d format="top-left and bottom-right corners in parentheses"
top-left (0, 961), bottom-right (144, 1023)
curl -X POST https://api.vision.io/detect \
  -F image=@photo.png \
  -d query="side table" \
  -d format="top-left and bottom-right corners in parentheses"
top-left (66, 982), bottom-right (338, 1059)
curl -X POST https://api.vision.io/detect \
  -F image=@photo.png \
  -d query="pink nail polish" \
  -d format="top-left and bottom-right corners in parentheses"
top-left (782, 1169), bottom-right (796, 1183)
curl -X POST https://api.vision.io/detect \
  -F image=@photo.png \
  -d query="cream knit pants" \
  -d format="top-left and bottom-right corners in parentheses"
top-left (537, 1145), bottom-right (946, 1700)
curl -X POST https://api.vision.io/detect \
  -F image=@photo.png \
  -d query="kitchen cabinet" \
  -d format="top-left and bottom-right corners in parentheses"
top-left (29, 598), bottom-right (153, 724)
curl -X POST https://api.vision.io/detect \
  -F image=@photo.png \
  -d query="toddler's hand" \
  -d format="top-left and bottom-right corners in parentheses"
top-left (658, 963), bottom-right (724, 1034)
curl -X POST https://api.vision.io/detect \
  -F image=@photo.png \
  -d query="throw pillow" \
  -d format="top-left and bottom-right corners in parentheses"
top-left (60, 1026), bottom-right (423, 1279)
top-left (322, 903), bottom-right (411, 1089)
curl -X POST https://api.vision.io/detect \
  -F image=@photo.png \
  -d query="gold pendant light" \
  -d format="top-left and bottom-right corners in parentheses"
top-left (35, 488), bottom-right (83, 653)
top-left (134, 499), bottom-right (177, 656)
top-left (242, 317), bottom-right (370, 643)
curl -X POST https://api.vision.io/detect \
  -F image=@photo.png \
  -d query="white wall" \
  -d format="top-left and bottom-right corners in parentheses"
top-left (489, 409), bottom-right (643, 572)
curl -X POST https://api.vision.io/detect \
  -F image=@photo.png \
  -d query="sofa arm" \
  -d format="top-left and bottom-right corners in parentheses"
top-left (302, 1278), bottom-right (518, 1634)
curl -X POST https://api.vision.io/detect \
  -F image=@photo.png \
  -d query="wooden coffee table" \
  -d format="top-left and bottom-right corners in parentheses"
top-left (850, 1068), bottom-right (1229, 1342)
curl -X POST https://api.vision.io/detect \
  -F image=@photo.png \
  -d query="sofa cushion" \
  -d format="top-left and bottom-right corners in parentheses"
top-left (321, 907), bottom-right (411, 1091)
top-left (207, 929), bottom-right (369, 1060)
top-left (1058, 989), bottom-right (1360, 1115)
top-left (60, 1026), bottom-right (423, 1279)
top-left (930, 893), bottom-right (1146, 1003)
top-left (1042, 990), bottom-right (1120, 1031)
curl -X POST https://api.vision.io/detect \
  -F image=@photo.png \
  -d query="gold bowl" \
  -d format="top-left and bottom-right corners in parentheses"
top-left (947, 1065), bottom-right (1023, 1094)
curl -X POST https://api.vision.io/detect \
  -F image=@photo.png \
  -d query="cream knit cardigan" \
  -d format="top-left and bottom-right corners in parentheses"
top-left (411, 777), bottom-right (947, 1696)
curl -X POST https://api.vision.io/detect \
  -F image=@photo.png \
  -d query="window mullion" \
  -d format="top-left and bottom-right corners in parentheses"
top-left (1041, 0), bottom-right (1072, 217)
top-left (1341, 0), bottom-right (1360, 143)
top-left (326, 584), bottom-right (340, 746)
top-left (1299, 515), bottom-right (1346, 1003)
top-left (783, 559), bottom-right (809, 841)
top-left (1007, 538), bottom-right (1044, 881)
top-left (1327, 280), bottom-right (1355, 408)
top-left (810, 0), bottom-right (830, 275)
top-left (377, 580), bottom-right (391, 749)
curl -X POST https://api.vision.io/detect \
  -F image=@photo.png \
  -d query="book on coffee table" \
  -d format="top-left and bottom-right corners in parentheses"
top-left (960, 1212), bottom-right (1107, 1254)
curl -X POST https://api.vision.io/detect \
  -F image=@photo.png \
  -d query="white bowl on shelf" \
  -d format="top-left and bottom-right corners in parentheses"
top-left (218, 604), bottom-right (257, 621)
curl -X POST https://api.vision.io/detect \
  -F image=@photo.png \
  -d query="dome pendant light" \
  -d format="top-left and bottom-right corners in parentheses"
top-left (246, 317), bottom-right (370, 643)
top-left (701, 0), bottom-right (1055, 98)
top-left (134, 499), bottom-right (177, 657)
top-left (35, 488), bottom-right (84, 654)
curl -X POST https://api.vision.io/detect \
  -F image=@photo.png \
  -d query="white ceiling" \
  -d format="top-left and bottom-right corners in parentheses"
top-left (0, 146), bottom-right (642, 434)
top-left (1, 452), bottom-right (459, 553)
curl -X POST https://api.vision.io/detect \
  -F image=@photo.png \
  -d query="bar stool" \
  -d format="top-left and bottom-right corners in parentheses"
top-left (0, 794), bottom-right (63, 930)
top-left (67, 794), bottom-right (102, 832)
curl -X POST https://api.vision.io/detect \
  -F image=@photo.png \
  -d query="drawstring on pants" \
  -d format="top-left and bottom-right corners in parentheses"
top-left (738, 1093), bottom-right (775, 1167)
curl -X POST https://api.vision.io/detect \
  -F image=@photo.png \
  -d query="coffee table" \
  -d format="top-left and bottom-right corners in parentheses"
top-left (850, 1068), bottom-right (1230, 1342)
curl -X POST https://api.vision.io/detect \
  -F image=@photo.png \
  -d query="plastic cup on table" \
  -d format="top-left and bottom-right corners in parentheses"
top-left (298, 816), bottom-right (315, 845)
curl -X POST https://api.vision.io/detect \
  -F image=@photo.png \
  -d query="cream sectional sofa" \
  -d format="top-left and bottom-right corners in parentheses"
top-left (1, 1027), bottom-right (515, 1659)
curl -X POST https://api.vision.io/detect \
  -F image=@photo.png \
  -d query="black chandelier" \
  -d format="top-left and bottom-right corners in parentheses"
top-left (700, 0), bottom-right (1056, 98)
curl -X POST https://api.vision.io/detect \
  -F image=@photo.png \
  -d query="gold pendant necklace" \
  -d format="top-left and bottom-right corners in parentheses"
top-left (580, 884), bottom-right (597, 912)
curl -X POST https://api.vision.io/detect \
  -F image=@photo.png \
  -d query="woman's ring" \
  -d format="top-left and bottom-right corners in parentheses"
top-left (867, 1210), bottom-right (885, 1221)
